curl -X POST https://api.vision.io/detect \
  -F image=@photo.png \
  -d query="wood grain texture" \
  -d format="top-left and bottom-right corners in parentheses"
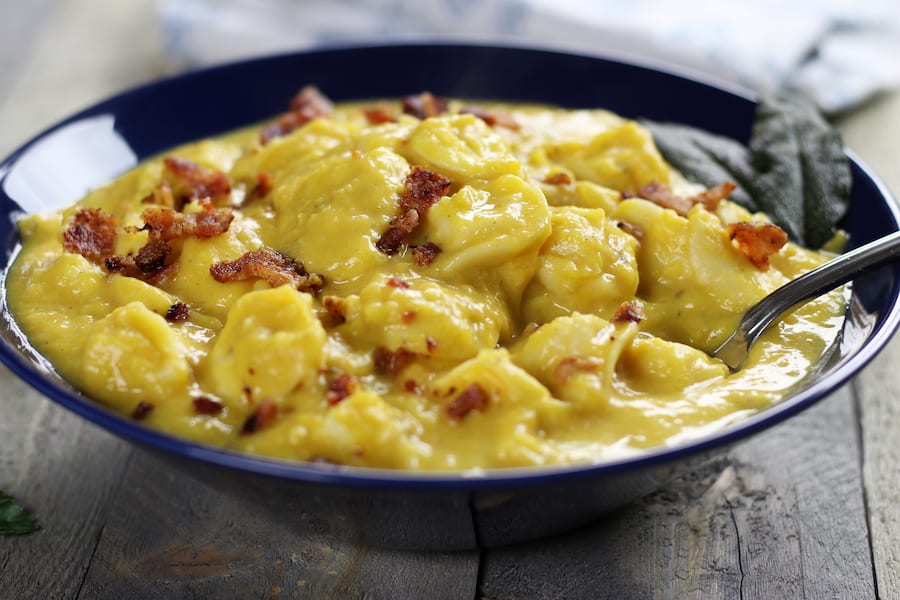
top-left (478, 387), bottom-right (875, 600)
top-left (854, 340), bottom-right (900, 600)
top-left (837, 92), bottom-right (900, 600)
top-left (0, 365), bottom-right (136, 600)
top-left (75, 450), bottom-right (479, 600)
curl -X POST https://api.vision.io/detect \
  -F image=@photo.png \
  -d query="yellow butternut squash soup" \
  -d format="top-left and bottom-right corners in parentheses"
top-left (6, 91), bottom-right (847, 471)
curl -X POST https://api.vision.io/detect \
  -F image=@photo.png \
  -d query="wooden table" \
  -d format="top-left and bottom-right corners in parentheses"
top-left (2, 1), bottom-right (898, 598)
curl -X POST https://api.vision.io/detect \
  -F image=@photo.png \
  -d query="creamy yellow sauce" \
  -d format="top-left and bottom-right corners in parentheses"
top-left (6, 99), bottom-right (847, 471)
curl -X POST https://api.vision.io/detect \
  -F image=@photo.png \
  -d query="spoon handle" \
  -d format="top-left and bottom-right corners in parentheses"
top-left (713, 229), bottom-right (900, 370)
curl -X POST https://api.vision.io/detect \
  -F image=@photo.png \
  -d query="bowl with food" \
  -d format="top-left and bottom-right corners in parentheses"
top-left (1, 44), bottom-right (897, 550)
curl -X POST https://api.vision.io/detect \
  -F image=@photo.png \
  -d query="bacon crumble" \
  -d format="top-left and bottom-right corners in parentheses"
top-left (402, 92), bottom-right (448, 119)
top-left (210, 248), bottom-right (324, 293)
top-left (411, 242), bottom-right (442, 266)
top-left (373, 346), bottom-right (418, 376)
top-left (98, 202), bottom-right (234, 282)
top-left (363, 105), bottom-right (397, 125)
top-left (637, 180), bottom-right (737, 217)
top-left (165, 302), bottom-right (190, 322)
top-left (131, 401), bottom-right (155, 420)
top-left (387, 277), bottom-right (410, 289)
top-left (326, 372), bottom-right (360, 405)
top-left (727, 222), bottom-right (789, 270)
top-left (151, 157), bottom-right (232, 209)
top-left (192, 396), bottom-right (224, 415)
top-left (240, 398), bottom-right (277, 434)
top-left (63, 208), bottom-right (119, 262)
top-left (544, 172), bottom-right (573, 186)
top-left (691, 181), bottom-right (738, 211)
top-left (459, 106), bottom-right (520, 130)
top-left (447, 383), bottom-right (489, 420)
top-left (261, 85), bottom-right (333, 144)
top-left (321, 296), bottom-right (347, 327)
top-left (611, 301), bottom-right (644, 324)
top-left (377, 166), bottom-right (451, 255)
top-left (141, 203), bottom-right (234, 242)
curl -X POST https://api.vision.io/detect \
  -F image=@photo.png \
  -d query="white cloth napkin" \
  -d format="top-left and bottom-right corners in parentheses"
top-left (159, 0), bottom-right (900, 114)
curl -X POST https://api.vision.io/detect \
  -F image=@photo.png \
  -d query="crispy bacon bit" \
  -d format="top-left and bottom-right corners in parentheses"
top-left (322, 296), bottom-right (347, 327)
top-left (373, 346), bottom-right (417, 376)
top-left (104, 239), bottom-right (169, 277)
top-left (192, 396), bottom-right (224, 415)
top-left (425, 336), bottom-right (438, 353)
top-left (377, 166), bottom-right (451, 255)
top-left (243, 172), bottom-right (275, 206)
top-left (459, 106), bottom-right (520, 130)
top-left (91, 200), bottom-right (232, 284)
top-left (141, 203), bottom-right (234, 242)
top-left (376, 224), bottom-right (411, 255)
top-left (151, 157), bottom-right (232, 209)
top-left (131, 401), bottom-right (155, 420)
top-left (637, 180), bottom-right (738, 216)
top-left (63, 208), bottom-right (118, 262)
top-left (402, 92), bottom-right (448, 120)
top-left (401, 310), bottom-right (417, 323)
top-left (403, 379), bottom-right (423, 394)
top-left (616, 221), bottom-right (644, 240)
top-left (387, 277), bottom-right (410, 289)
top-left (447, 383), bottom-right (489, 420)
top-left (363, 104), bottom-right (397, 125)
top-left (412, 242), bottom-right (442, 266)
top-left (637, 181), bottom-right (694, 216)
top-left (403, 166), bottom-right (452, 214)
top-left (326, 372), bottom-right (360, 405)
top-left (165, 302), bottom-right (190, 322)
top-left (611, 301), bottom-right (644, 324)
top-left (553, 356), bottom-right (602, 383)
top-left (240, 398), bottom-right (277, 434)
top-left (544, 172), bottom-right (572, 186)
top-left (691, 181), bottom-right (737, 211)
top-left (261, 85), bottom-right (333, 144)
top-left (210, 248), bottom-right (324, 293)
top-left (134, 238), bottom-right (171, 272)
top-left (727, 222), bottom-right (788, 270)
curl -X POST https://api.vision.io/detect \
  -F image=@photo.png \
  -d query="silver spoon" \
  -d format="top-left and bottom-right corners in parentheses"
top-left (713, 229), bottom-right (900, 370)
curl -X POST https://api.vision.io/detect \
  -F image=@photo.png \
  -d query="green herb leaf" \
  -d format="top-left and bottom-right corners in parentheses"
top-left (645, 93), bottom-right (851, 248)
top-left (0, 491), bottom-right (40, 535)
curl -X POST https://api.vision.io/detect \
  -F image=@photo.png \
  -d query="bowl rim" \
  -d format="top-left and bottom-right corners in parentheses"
top-left (1, 42), bottom-right (898, 491)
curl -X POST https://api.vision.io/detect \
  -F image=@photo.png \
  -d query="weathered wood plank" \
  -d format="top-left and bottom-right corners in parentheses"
top-left (0, 365), bottom-right (136, 600)
top-left (837, 91), bottom-right (900, 600)
top-left (478, 387), bottom-right (875, 600)
top-left (854, 339), bottom-right (900, 600)
top-left (75, 449), bottom-right (479, 599)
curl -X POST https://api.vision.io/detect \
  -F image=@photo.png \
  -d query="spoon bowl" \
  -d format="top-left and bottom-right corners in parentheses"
top-left (714, 229), bottom-right (900, 370)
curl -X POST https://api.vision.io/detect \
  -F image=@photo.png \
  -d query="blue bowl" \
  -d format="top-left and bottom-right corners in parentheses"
top-left (1, 44), bottom-right (898, 550)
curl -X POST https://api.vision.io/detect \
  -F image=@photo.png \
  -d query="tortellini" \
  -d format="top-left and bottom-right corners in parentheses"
top-left (7, 95), bottom-right (845, 470)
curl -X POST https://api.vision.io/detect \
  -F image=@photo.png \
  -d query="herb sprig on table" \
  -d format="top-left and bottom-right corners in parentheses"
top-left (645, 94), bottom-right (852, 249)
top-left (0, 491), bottom-right (39, 535)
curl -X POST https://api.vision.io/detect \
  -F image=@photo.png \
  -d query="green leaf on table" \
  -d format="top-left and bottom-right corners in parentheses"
top-left (0, 491), bottom-right (40, 535)
top-left (645, 94), bottom-right (852, 248)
